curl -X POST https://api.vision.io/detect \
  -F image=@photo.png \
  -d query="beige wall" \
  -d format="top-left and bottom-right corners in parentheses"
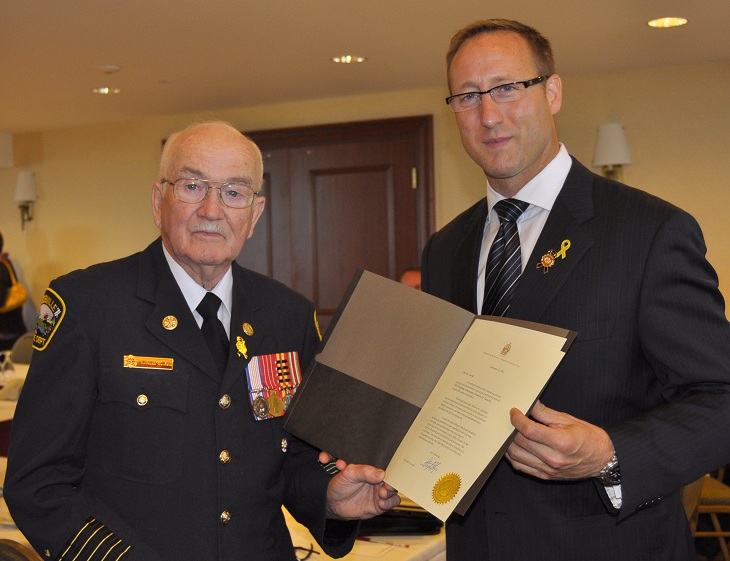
top-left (0, 61), bottom-right (728, 315)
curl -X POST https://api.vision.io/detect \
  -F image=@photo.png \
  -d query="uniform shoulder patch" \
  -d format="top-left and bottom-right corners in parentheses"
top-left (33, 288), bottom-right (66, 351)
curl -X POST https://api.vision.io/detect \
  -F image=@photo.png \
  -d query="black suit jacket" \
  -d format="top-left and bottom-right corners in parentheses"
top-left (5, 239), bottom-right (354, 561)
top-left (422, 158), bottom-right (730, 560)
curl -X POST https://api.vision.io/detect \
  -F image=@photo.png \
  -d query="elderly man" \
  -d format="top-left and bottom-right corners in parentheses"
top-left (5, 121), bottom-right (398, 561)
top-left (422, 19), bottom-right (730, 561)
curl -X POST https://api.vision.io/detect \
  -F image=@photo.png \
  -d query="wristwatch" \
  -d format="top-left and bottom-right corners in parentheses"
top-left (596, 451), bottom-right (621, 485)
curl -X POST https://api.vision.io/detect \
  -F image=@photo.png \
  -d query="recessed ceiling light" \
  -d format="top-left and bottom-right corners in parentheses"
top-left (647, 17), bottom-right (688, 28)
top-left (91, 87), bottom-right (121, 95)
top-left (96, 64), bottom-right (121, 74)
top-left (331, 55), bottom-right (366, 64)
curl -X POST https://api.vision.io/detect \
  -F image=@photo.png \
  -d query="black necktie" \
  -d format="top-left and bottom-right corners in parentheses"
top-left (481, 199), bottom-right (530, 316)
top-left (196, 292), bottom-right (229, 374)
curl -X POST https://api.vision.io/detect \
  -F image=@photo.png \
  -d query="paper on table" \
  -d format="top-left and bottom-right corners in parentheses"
top-left (385, 320), bottom-right (565, 521)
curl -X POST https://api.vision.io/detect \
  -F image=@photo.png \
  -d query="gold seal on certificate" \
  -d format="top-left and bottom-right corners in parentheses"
top-left (268, 393), bottom-right (285, 417)
top-left (432, 473), bottom-right (461, 504)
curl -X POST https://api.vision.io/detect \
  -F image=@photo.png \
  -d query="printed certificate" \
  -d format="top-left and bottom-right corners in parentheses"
top-left (386, 320), bottom-right (566, 520)
top-left (285, 270), bottom-right (575, 519)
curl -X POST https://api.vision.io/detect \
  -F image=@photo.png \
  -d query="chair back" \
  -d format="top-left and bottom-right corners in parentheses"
top-left (0, 539), bottom-right (44, 561)
top-left (681, 477), bottom-right (704, 521)
top-left (9, 334), bottom-right (33, 365)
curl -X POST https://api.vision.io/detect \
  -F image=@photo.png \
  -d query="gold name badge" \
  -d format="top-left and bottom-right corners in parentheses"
top-left (123, 355), bottom-right (174, 370)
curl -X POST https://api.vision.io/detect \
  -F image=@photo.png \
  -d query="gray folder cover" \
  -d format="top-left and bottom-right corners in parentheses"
top-left (284, 269), bottom-right (575, 516)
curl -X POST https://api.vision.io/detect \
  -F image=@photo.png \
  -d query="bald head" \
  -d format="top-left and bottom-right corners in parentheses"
top-left (160, 121), bottom-right (264, 193)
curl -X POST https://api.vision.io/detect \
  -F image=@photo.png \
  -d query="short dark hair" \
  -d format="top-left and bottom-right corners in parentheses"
top-left (0, 231), bottom-right (4, 253)
top-left (446, 19), bottom-right (555, 79)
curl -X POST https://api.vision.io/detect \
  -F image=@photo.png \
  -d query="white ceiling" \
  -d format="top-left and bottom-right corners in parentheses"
top-left (2, 0), bottom-right (728, 134)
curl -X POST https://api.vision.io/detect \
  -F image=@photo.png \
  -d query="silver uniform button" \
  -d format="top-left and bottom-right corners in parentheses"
top-left (220, 510), bottom-right (231, 524)
top-left (219, 450), bottom-right (231, 464)
top-left (219, 394), bottom-right (231, 409)
top-left (137, 394), bottom-right (148, 406)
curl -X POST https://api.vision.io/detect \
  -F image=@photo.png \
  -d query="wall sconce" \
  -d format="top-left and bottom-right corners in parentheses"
top-left (593, 123), bottom-right (632, 182)
top-left (15, 168), bottom-right (38, 231)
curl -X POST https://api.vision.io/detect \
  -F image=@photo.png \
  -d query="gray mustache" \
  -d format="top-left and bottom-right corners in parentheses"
top-left (192, 223), bottom-right (225, 235)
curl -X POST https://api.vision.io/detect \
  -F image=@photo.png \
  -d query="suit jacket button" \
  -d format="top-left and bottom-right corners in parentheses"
top-left (219, 450), bottom-right (231, 464)
top-left (136, 394), bottom-right (148, 406)
top-left (220, 510), bottom-right (231, 525)
top-left (219, 394), bottom-right (231, 409)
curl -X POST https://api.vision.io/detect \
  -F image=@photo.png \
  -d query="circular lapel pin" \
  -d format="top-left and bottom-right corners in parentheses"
top-left (162, 316), bottom-right (178, 330)
top-left (243, 323), bottom-right (254, 336)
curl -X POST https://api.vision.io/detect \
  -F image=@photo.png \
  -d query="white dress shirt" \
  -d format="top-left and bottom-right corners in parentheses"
top-left (476, 144), bottom-right (572, 313)
top-left (161, 244), bottom-right (233, 339)
top-left (475, 145), bottom-right (623, 508)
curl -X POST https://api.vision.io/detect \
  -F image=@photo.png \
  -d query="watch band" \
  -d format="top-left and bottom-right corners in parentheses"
top-left (596, 451), bottom-right (621, 485)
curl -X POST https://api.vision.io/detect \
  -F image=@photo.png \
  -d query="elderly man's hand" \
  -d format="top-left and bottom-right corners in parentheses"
top-left (324, 457), bottom-right (401, 520)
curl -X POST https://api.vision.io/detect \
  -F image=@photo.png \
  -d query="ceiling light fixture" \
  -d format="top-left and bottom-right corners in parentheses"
top-left (91, 87), bottom-right (121, 95)
top-left (331, 55), bottom-right (366, 64)
top-left (96, 64), bottom-right (121, 74)
top-left (647, 17), bottom-right (688, 28)
top-left (92, 64), bottom-right (122, 95)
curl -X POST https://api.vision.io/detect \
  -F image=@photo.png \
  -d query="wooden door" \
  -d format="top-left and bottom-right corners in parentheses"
top-left (238, 116), bottom-right (433, 331)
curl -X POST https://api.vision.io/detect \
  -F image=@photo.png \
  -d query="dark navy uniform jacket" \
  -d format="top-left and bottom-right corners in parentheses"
top-left (5, 238), bottom-right (355, 561)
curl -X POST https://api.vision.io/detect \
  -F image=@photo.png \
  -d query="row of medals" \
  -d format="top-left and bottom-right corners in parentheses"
top-left (253, 390), bottom-right (294, 419)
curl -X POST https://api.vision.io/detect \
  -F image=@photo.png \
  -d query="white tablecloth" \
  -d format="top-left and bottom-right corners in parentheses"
top-left (0, 498), bottom-right (446, 559)
top-left (285, 508), bottom-right (445, 561)
top-left (0, 456), bottom-right (32, 546)
top-left (0, 363), bottom-right (27, 422)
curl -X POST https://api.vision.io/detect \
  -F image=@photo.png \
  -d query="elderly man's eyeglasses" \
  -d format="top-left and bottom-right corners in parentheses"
top-left (445, 76), bottom-right (548, 113)
top-left (163, 178), bottom-right (260, 209)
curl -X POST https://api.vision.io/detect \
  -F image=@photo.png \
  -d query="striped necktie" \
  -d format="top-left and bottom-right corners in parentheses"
top-left (481, 199), bottom-right (530, 316)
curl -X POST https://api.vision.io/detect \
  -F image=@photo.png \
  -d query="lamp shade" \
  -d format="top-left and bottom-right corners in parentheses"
top-left (15, 168), bottom-right (38, 203)
top-left (593, 123), bottom-right (632, 167)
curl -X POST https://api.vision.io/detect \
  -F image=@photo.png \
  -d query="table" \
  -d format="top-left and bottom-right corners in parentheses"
top-left (285, 509), bottom-right (445, 561)
top-left (0, 363), bottom-right (26, 455)
top-left (0, 500), bottom-right (446, 560)
top-left (0, 457), bottom-right (32, 547)
top-left (0, 401), bottom-right (16, 424)
top-left (0, 362), bottom-right (28, 412)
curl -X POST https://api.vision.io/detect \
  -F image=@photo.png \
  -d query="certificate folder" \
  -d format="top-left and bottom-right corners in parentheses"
top-left (285, 270), bottom-right (576, 520)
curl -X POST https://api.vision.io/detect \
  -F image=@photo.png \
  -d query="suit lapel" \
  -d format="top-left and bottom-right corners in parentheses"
top-left (452, 199), bottom-right (489, 313)
top-left (508, 159), bottom-right (597, 321)
top-left (221, 265), bottom-right (263, 394)
top-left (140, 240), bottom-right (223, 383)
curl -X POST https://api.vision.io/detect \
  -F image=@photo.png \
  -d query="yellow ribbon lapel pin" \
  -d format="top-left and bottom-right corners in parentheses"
top-left (236, 336), bottom-right (249, 359)
top-left (537, 239), bottom-right (571, 274)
